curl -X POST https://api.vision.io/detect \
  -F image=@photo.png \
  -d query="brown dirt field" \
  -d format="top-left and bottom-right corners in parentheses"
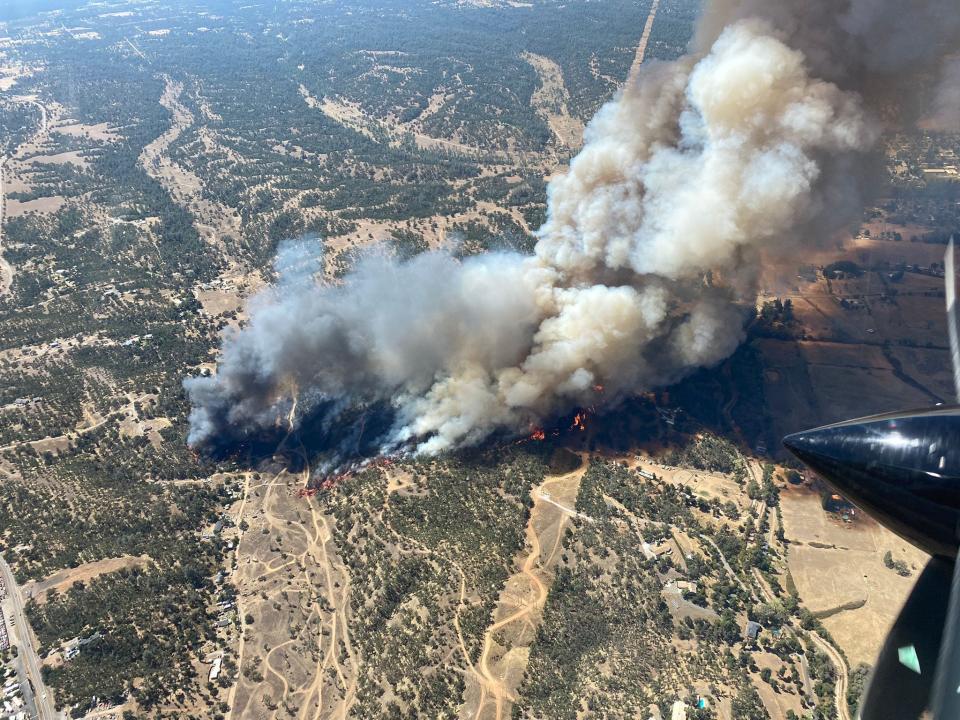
top-left (23, 555), bottom-right (153, 604)
top-left (52, 121), bottom-right (121, 143)
top-left (229, 461), bottom-right (358, 720)
top-left (118, 412), bottom-right (171, 448)
top-left (24, 434), bottom-right (72, 456)
top-left (886, 346), bottom-right (954, 401)
top-left (28, 150), bottom-right (89, 168)
top-left (195, 286), bottom-right (245, 317)
top-left (780, 487), bottom-right (928, 666)
top-left (633, 458), bottom-right (748, 511)
top-left (661, 583), bottom-right (718, 622)
top-left (868, 292), bottom-right (949, 349)
top-left (0, 64), bottom-right (30, 92)
top-left (755, 338), bottom-right (944, 441)
top-left (6, 195), bottom-right (66, 216)
top-left (3, 173), bottom-right (31, 195)
top-left (796, 341), bottom-right (888, 369)
top-left (806, 364), bottom-right (931, 424)
top-left (521, 52), bottom-right (583, 149)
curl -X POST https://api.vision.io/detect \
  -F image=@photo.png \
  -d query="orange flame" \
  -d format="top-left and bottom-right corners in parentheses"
top-left (530, 428), bottom-right (546, 441)
top-left (571, 413), bottom-right (587, 431)
top-left (593, 384), bottom-right (604, 393)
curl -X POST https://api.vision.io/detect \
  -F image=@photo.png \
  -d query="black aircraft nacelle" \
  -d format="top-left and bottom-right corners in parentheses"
top-left (784, 407), bottom-right (960, 720)
top-left (784, 407), bottom-right (960, 559)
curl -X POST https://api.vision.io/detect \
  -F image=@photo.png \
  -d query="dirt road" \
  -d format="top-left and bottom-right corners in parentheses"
top-left (752, 567), bottom-right (851, 720)
top-left (809, 630), bottom-right (852, 720)
top-left (464, 464), bottom-right (588, 720)
top-left (628, 0), bottom-right (661, 82)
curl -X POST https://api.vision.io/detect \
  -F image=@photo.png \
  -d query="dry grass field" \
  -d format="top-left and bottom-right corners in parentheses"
top-left (757, 335), bottom-right (942, 441)
top-left (23, 554), bottom-right (152, 604)
top-left (780, 484), bottom-right (928, 667)
top-left (227, 465), bottom-right (357, 720)
top-left (751, 652), bottom-right (805, 719)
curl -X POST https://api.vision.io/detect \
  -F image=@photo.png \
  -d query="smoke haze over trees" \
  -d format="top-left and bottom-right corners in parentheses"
top-left (186, 0), bottom-right (960, 457)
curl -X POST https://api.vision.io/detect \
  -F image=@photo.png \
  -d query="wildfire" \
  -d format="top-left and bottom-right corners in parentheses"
top-left (299, 454), bottom-right (402, 499)
top-left (530, 428), bottom-right (546, 441)
top-left (593, 384), bottom-right (604, 393)
top-left (571, 412), bottom-right (587, 432)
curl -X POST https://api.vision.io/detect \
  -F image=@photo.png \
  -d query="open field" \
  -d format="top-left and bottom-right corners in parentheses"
top-left (51, 121), bottom-right (121, 142)
top-left (5, 195), bottom-right (66, 216)
top-left (23, 555), bottom-right (152, 604)
top-left (756, 337), bottom-right (940, 440)
top-left (228, 464), bottom-right (357, 720)
top-left (521, 52), bottom-right (584, 150)
top-left (751, 652), bottom-right (805, 720)
top-left (780, 484), bottom-right (928, 667)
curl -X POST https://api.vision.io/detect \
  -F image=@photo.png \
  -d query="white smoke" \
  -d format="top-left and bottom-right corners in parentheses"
top-left (536, 20), bottom-right (877, 281)
top-left (186, 3), bottom-right (959, 456)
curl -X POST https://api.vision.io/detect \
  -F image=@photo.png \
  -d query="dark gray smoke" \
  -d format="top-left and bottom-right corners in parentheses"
top-left (186, 0), bottom-right (959, 455)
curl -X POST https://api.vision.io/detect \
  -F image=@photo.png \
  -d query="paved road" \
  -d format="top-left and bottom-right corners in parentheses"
top-left (0, 554), bottom-right (58, 720)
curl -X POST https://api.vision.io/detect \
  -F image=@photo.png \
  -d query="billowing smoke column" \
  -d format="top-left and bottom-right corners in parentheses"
top-left (186, 0), bottom-right (960, 456)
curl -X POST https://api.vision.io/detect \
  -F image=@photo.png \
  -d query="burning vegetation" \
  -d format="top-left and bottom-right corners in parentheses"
top-left (185, 0), bottom-right (960, 461)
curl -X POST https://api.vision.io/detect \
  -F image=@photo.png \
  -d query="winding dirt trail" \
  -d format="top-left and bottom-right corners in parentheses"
top-left (752, 568), bottom-right (851, 720)
top-left (809, 630), bottom-right (851, 720)
top-left (228, 401), bottom-right (357, 720)
top-left (463, 463), bottom-right (588, 720)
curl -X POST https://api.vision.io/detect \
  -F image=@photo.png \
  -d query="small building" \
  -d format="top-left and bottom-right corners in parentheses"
top-left (745, 620), bottom-right (763, 641)
top-left (209, 656), bottom-right (223, 682)
top-left (923, 166), bottom-right (960, 183)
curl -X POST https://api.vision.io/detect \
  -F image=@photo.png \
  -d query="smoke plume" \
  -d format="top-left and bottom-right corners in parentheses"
top-left (186, 0), bottom-right (960, 457)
